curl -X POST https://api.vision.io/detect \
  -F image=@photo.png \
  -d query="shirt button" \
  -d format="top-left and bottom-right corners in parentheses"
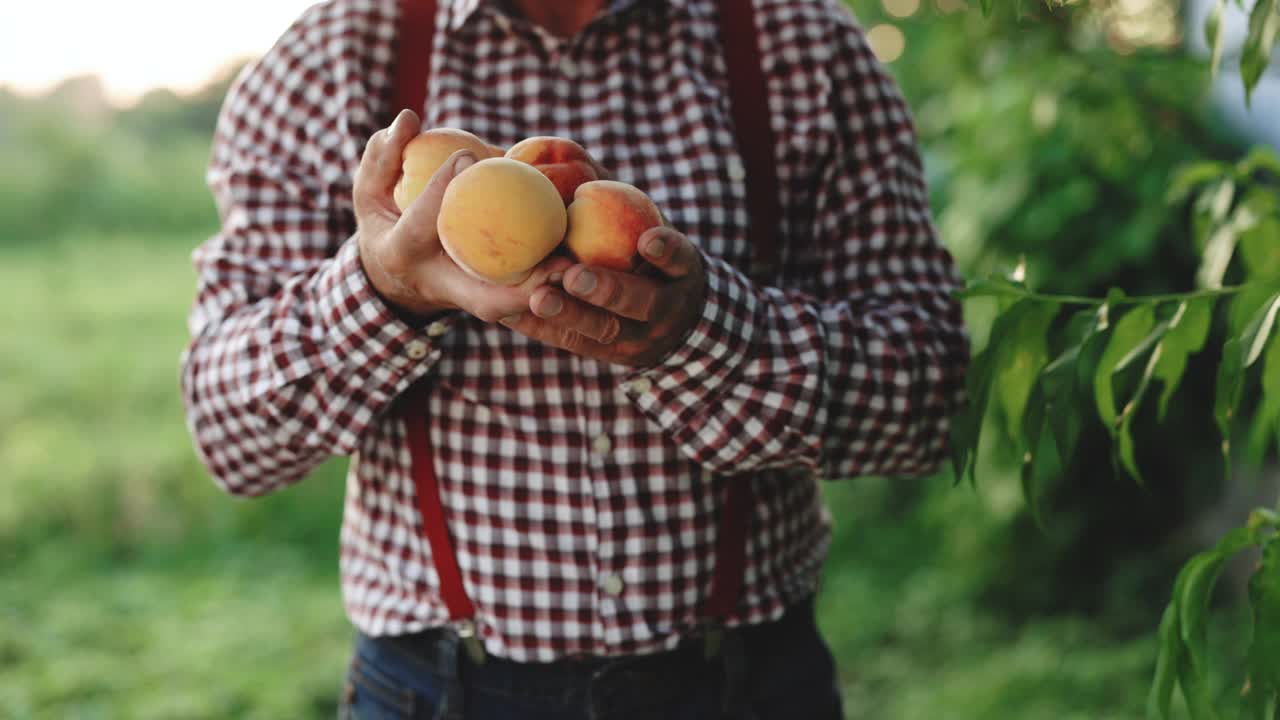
top-left (727, 158), bottom-right (747, 182)
top-left (406, 339), bottom-right (429, 360)
top-left (624, 377), bottom-right (653, 394)
top-left (601, 574), bottom-right (625, 597)
top-left (592, 434), bottom-right (613, 456)
top-left (426, 320), bottom-right (449, 338)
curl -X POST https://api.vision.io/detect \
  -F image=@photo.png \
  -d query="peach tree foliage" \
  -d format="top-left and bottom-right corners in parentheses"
top-left (950, 2), bottom-right (1280, 717)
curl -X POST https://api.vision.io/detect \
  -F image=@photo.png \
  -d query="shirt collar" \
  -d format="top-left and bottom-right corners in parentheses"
top-left (442, 0), bottom-right (689, 33)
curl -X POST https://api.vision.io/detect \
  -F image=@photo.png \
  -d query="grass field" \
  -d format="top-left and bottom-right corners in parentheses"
top-left (0, 235), bottom-right (1244, 719)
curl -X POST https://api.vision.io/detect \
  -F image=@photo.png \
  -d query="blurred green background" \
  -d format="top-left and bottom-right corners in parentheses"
top-left (2, 1), bottom-right (1276, 718)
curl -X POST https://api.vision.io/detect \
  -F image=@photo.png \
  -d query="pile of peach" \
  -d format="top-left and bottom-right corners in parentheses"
top-left (393, 129), bottom-right (663, 286)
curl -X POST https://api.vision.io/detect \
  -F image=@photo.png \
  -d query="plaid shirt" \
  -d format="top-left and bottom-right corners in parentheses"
top-left (181, 0), bottom-right (968, 662)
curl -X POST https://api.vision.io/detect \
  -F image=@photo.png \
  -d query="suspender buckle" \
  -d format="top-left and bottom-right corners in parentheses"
top-left (456, 619), bottom-right (486, 666)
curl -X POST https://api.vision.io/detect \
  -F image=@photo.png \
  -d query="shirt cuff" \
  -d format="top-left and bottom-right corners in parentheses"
top-left (622, 252), bottom-right (758, 407)
top-left (315, 236), bottom-right (460, 396)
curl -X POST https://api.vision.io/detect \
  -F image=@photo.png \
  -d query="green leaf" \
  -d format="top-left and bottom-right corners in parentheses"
top-left (954, 276), bottom-right (1029, 301)
top-left (980, 0), bottom-right (994, 17)
top-left (1075, 304), bottom-right (1110, 374)
top-left (1095, 305), bottom-right (1155, 431)
top-left (1042, 344), bottom-right (1084, 464)
top-left (1217, 337), bottom-right (1246, 472)
top-left (1237, 146), bottom-right (1280, 179)
top-left (1232, 282), bottom-right (1280, 337)
top-left (1169, 161), bottom-right (1230, 205)
top-left (950, 361), bottom-right (984, 486)
top-left (1240, 216), bottom-right (1280, 281)
top-left (1247, 538), bottom-right (1280, 694)
top-left (1206, 0), bottom-right (1229, 76)
top-left (1199, 216), bottom-right (1245, 289)
top-left (1248, 331), bottom-right (1280, 463)
top-left (1115, 322), bottom-right (1172, 484)
top-left (1021, 379), bottom-right (1049, 528)
top-left (1179, 528), bottom-right (1255, 675)
top-left (1207, 177), bottom-right (1237, 224)
top-left (1238, 683), bottom-right (1272, 720)
top-left (1241, 0), bottom-right (1280, 104)
top-left (1147, 603), bottom-right (1182, 720)
top-left (1241, 291), bottom-right (1280, 367)
top-left (1179, 554), bottom-right (1228, 675)
top-left (1178, 649), bottom-right (1222, 720)
top-left (951, 299), bottom-right (1048, 485)
top-left (1153, 299), bottom-right (1216, 421)
top-left (995, 303), bottom-right (1058, 444)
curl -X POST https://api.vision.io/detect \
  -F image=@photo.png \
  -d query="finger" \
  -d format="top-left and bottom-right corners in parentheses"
top-left (436, 254), bottom-right (575, 324)
top-left (561, 265), bottom-right (659, 322)
top-left (529, 286), bottom-right (623, 345)
top-left (636, 226), bottom-right (700, 279)
top-left (396, 149), bottom-right (479, 244)
top-left (518, 255), bottom-right (575, 291)
top-left (500, 312), bottom-right (612, 358)
top-left (354, 110), bottom-right (420, 212)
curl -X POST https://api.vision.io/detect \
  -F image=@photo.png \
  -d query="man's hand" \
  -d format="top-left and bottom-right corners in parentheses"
top-left (499, 226), bottom-right (708, 367)
top-left (354, 109), bottom-right (574, 323)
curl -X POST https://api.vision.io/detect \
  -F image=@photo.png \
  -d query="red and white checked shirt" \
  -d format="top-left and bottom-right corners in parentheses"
top-left (181, 0), bottom-right (968, 662)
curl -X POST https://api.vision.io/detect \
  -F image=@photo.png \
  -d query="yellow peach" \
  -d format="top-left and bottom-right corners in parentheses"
top-left (506, 136), bottom-right (600, 207)
top-left (564, 180), bottom-right (663, 272)
top-left (436, 158), bottom-right (568, 286)
top-left (393, 128), bottom-right (496, 212)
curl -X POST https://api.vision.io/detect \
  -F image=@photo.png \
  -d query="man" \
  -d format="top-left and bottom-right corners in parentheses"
top-left (181, 0), bottom-right (968, 717)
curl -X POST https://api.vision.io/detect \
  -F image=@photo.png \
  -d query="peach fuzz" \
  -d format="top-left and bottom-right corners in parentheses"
top-left (436, 158), bottom-right (568, 286)
top-left (505, 136), bottom-right (599, 206)
top-left (564, 180), bottom-right (664, 272)
top-left (393, 128), bottom-right (502, 212)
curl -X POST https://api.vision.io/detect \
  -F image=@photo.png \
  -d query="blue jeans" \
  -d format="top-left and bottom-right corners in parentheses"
top-left (339, 599), bottom-right (843, 720)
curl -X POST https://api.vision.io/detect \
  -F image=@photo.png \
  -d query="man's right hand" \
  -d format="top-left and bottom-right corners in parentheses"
top-left (353, 109), bottom-right (575, 323)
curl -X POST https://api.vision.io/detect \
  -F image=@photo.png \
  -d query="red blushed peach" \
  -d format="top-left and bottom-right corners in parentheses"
top-left (505, 136), bottom-right (600, 206)
top-left (564, 180), bottom-right (664, 272)
top-left (394, 128), bottom-right (498, 212)
top-left (436, 158), bottom-right (568, 286)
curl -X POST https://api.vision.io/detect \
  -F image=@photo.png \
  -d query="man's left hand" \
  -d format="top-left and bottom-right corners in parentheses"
top-left (500, 226), bottom-right (707, 367)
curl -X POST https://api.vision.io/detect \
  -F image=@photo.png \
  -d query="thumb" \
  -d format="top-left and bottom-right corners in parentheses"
top-left (353, 109), bottom-right (421, 216)
top-left (396, 149), bottom-right (479, 244)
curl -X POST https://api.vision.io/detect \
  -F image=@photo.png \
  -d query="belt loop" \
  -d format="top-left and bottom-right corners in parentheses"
top-left (435, 629), bottom-right (465, 720)
top-left (703, 622), bottom-right (725, 661)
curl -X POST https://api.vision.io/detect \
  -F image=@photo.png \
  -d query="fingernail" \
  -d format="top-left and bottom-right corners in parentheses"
top-left (453, 151), bottom-right (477, 174)
top-left (548, 272), bottom-right (564, 285)
top-left (644, 235), bottom-right (666, 258)
top-left (499, 314), bottom-right (521, 325)
top-left (539, 294), bottom-right (563, 317)
top-left (572, 271), bottom-right (596, 295)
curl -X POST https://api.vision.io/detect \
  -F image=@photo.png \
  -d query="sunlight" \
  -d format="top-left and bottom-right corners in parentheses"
top-left (0, 1), bottom-right (320, 105)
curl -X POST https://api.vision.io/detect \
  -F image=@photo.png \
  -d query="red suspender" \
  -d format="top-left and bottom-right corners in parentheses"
top-left (701, 0), bottom-right (776, 623)
top-left (403, 385), bottom-right (476, 620)
top-left (392, 0), bottom-right (779, 632)
top-left (717, 0), bottom-right (782, 280)
top-left (393, 0), bottom-right (436, 122)
top-left (394, 0), bottom-right (478, 623)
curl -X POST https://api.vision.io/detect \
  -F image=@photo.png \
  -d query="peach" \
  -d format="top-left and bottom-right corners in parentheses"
top-left (505, 136), bottom-right (600, 206)
top-left (394, 128), bottom-right (500, 212)
top-left (564, 180), bottom-right (664, 272)
top-left (436, 158), bottom-right (568, 286)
